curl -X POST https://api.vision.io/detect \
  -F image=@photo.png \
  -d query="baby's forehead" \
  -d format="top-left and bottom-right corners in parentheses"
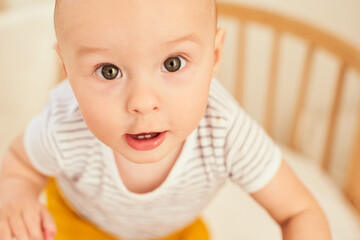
top-left (54, 0), bottom-right (216, 40)
top-left (54, 0), bottom-right (216, 19)
top-left (55, 0), bottom-right (215, 10)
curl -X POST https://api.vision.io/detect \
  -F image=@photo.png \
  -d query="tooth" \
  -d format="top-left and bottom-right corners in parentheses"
top-left (138, 135), bottom-right (145, 139)
top-left (145, 134), bottom-right (152, 138)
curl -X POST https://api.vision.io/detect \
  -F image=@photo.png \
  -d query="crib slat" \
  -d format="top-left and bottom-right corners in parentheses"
top-left (321, 62), bottom-right (347, 171)
top-left (265, 30), bottom-right (281, 136)
top-left (234, 21), bottom-right (247, 106)
top-left (344, 116), bottom-right (360, 217)
top-left (0, 0), bottom-right (5, 11)
top-left (290, 44), bottom-right (315, 150)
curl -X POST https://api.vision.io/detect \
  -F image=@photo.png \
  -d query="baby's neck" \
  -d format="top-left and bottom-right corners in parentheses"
top-left (113, 144), bottom-right (184, 194)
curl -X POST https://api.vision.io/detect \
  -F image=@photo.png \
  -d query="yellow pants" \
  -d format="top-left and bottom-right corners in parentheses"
top-left (46, 179), bottom-right (210, 240)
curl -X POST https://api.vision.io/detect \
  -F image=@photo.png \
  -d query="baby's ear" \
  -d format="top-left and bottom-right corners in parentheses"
top-left (212, 28), bottom-right (226, 77)
top-left (53, 42), bottom-right (67, 78)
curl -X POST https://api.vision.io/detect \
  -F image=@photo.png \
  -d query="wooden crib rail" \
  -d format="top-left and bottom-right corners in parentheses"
top-left (0, 0), bottom-right (6, 12)
top-left (217, 2), bottom-right (360, 216)
top-left (345, 116), bottom-right (360, 217)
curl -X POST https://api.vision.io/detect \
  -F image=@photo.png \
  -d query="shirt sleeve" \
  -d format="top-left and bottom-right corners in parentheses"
top-left (23, 99), bottom-right (61, 177)
top-left (225, 107), bottom-right (282, 193)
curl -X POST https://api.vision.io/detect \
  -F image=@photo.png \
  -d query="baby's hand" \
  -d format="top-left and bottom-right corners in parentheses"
top-left (0, 198), bottom-right (57, 240)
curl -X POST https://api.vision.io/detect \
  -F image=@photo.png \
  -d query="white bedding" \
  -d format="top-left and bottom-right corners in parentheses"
top-left (202, 145), bottom-right (360, 239)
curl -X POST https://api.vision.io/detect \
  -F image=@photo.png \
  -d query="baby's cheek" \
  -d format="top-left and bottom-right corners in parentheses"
top-left (81, 105), bottom-right (117, 131)
top-left (172, 99), bottom-right (205, 131)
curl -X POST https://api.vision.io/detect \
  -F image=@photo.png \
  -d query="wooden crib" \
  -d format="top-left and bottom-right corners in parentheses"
top-left (215, 0), bottom-right (360, 220)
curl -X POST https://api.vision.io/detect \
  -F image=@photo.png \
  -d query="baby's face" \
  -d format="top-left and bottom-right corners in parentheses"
top-left (54, 0), bottom-right (224, 164)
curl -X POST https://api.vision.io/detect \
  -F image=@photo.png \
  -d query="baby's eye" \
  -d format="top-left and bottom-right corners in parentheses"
top-left (161, 56), bottom-right (186, 72)
top-left (95, 64), bottom-right (122, 80)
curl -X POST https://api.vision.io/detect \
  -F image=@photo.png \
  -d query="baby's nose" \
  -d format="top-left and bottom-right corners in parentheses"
top-left (126, 85), bottom-right (161, 115)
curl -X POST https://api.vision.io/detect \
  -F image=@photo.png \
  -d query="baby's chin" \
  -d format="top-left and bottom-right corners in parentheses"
top-left (126, 157), bottom-right (163, 164)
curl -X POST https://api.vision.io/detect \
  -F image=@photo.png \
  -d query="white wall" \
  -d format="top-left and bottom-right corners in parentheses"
top-left (4, 0), bottom-right (49, 9)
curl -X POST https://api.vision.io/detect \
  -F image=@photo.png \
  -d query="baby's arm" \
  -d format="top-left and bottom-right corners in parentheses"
top-left (0, 132), bottom-right (57, 240)
top-left (250, 159), bottom-right (331, 239)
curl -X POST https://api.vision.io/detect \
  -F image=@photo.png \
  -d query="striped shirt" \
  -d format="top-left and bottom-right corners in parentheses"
top-left (24, 78), bottom-right (282, 239)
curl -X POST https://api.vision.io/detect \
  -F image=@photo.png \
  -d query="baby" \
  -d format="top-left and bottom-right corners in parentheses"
top-left (0, 0), bottom-right (331, 239)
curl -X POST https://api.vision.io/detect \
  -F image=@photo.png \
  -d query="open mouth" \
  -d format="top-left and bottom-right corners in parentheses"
top-left (125, 131), bottom-right (167, 151)
top-left (129, 132), bottom-right (160, 140)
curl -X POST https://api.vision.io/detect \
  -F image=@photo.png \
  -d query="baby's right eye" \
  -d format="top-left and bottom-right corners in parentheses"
top-left (95, 64), bottom-right (122, 80)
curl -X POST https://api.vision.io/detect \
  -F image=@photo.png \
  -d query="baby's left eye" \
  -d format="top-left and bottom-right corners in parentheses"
top-left (161, 56), bottom-right (187, 72)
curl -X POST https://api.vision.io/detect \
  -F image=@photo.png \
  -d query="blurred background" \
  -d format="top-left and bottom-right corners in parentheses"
top-left (0, 0), bottom-right (359, 239)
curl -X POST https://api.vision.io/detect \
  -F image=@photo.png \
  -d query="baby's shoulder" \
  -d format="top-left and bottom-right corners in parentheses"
top-left (42, 81), bottom-right (99, 171)
top-left (46, 80), bottom-right (81, 125)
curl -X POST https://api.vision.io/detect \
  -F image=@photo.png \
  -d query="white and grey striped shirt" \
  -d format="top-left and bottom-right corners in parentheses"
top-left (24, 78), bottom-right (282, 240)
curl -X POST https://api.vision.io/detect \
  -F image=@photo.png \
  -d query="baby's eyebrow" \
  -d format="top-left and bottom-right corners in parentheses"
top-left (75, 46), bottom-right (112, 58)
top-left (75, 34), bottom-right (202, 58)
top-left (164, 33), bottom-right (203, 46)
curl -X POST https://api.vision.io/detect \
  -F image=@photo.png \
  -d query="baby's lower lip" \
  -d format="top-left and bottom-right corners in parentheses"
top-left (125, 131), bottom-right (167, 151)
